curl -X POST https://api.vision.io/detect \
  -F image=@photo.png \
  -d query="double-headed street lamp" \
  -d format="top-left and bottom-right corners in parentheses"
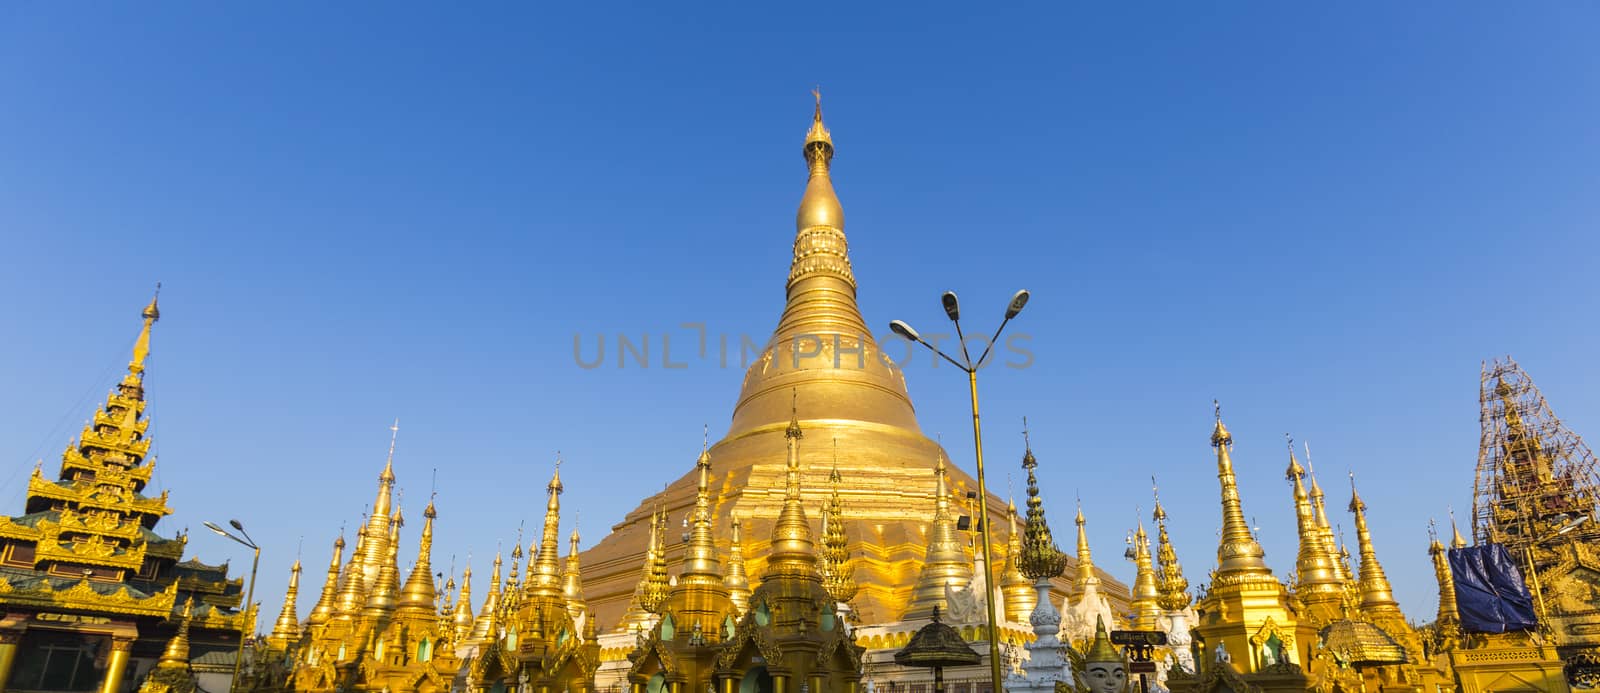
top-left (891, 288), bottom-right (1030, 693)
top-left (205, 519), bottom-right (260, 693)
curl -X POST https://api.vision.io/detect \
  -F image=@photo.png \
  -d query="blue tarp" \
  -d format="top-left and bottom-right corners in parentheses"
top-left (1449, 544), bottom-right (1539, 634)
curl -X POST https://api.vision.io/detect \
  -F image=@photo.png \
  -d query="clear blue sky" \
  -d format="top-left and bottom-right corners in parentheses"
top-left (3, 3), bottom-right (1597, 625)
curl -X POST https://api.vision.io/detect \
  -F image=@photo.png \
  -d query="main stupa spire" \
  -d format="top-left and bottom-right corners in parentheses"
top-left (726, 92), bottom-right (919, 436)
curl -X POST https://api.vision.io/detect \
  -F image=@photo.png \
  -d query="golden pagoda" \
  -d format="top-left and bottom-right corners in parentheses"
top-left (704, 407), bottom-right (865, 693)
top-left (625, 437), bottom-right (743, 693)
top-left (576, 94), bottom-right (1123, 639)
top-left (1171, 408), bottom-right (1307, 693)
top-left (1128, 519), bottom-right (1161, 632)
top-left (0, 294), bottom-right (246, 693)
top-left (465, 465), bottom-right (601, 693)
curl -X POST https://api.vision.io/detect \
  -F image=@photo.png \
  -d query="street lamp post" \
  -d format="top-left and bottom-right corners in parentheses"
top-left (206, 520), bottom-right (261, 693)
top-left (892, 288), bottom-right (1030, 693)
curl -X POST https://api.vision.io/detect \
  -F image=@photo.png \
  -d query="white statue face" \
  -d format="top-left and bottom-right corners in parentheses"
top-left (1085, 663), bottom-right (1126, 693)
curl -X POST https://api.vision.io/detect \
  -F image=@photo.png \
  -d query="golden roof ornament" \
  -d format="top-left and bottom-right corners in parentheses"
top-left (1152, 480), bottom-right (1191, 611)
top-left (1084, 613), bottom-right (1121, 663)
top-left (268, 559), bottom-right (302, 645)
top-left (1449, 509), bottom-right (1469, 549)
top-left (306, 533), bottom-right (345, 626)
top-left (1129, 519), bottom-right (1160, 629)
top-left (1018, 419), bottom-right (1068, 580)
top-left (564, 525), bottom-right (587, 620)
top-left (904, 452), bottom-right (972, 620)
top-left (453, 563), bottom-right (475, 639)
top-left (397, 496), bottom-right (438, 613)
top-left (724, 516), bottom-right (752, 615)
top-left (1347, 473), bottom-right (1400, 615)
top-left (643, 507), bottom-right (672, 611)
top-left (127, 284), bottom-right (160, 380)
top-left (1209, 402), bottom-right (1271, 577)
top-left (820, 440), bottom-right (857, 604)
top-left (160, 597), bottom-right (195, 666)
top-left (1000, 497), bottom-right (1036, 621)
top-left (1073, 498), bottom-right (1100, 594)
top-left (677, 436), bottom-right (725, 586)
top-left (1304, 442), bottom-right (1349, 583)
top-left (766, 395), bottom-right (819, 579)
top-left (529, 460), bottom-right (566, 600)
top-left (1286, 435), bottom-right (1344, 611)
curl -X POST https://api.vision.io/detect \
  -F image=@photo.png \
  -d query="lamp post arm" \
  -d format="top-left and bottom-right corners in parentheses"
top-left (909, 338), bottom-right (972, 372)
top-left (971, 317), bottom-right (1013, 371)
top-left (950, 320), bottom-right (974, 370)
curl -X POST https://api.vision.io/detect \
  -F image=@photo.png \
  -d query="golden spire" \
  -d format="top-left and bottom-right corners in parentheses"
top-left (364, 512), bottom-right (402, 618)
top-left (1152, 481), bottom-right (1191, 611)
top-left (1429, 520), bottom-right (1460, 631)
top-left (128, 285), bottom-right (160, 381)
top-left (724, 516), bottom-right (752, 615)
top-left (1000, 497), bottom-right (1035, 622)
top-left (820, 440), bottom-right (857, 603)
top-left (503, 535), bottom-right (524, 617)
top-left (904, 453), bottom-right (973, 620)
top-left (1305, 443), bottom-right (1349, 583)
top-left (528, 460), bottom-right (565, 600)
top-left (765, 397), bottom-right (820, 580)
top-left (470, 552), bottom-right (503, 641)
top-left (620, 511), bottom-right (663, 630)
top-left (1018, 422), bottom-right (1068, 580)
top-left (1085, 613), bottom-right (1120, 663)
top-left (563, 526), bottom-right (587, 620)
top-left (332, 525), bottom-right (369, 620)
top-left (306, 534), bottom-right (345, 626)
top-left (1130, 519), bottom-right (1160, 629)
top-left (158, 597), bottom-right (194, 667)
top-left (1210, 404), bottom-right (1272, 577)
top-left (269, 559), bottom-right (302, 645)
top-left (397, 497), bottom-right (438, 613)
top-left (1286, 436), bottom-right (1344, 611)
top-left (453, 563), bottom-right (475, 640)
top-left (677, 439), bottom-right (725, 586)
top-left (357, 421), bottom-right (401, 582)
top-left (1348, 474), bottom-right (1401, 616)
top-left (1450, 509), bottom-right (1469, 549)
top-left (643, 507), bottom-right (672, 611)
top-left (1073, 499), bottom-right (1100, 595)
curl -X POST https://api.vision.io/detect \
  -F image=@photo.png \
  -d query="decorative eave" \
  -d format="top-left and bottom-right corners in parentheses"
top-left (48, 509), bottom-right (146, 542)
top-left (0, 574), bottom-right (178, 617)
top-left (25, 475), bottom-right (172, 518)
top-left (60, 451), bottom-right (154, 487)
top-left (0, 517), bottom-right (42, 542)
top-left (34, 533), bottom-right (147, 570)
top-left (145, 537), bottom-right (185, 561)
top-left (176, 573), bottom-right (242, 597)
top-left (78, 425), bottom-right (152, 462)
top-left (187, 603), bottom-right (248, 633)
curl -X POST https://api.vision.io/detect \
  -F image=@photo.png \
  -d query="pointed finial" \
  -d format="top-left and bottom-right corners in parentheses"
top-left (1449, 506), bottom-right (1468, 549)
top-left (805, 88), bottom-right (833, 152)
top-left (144, 283), bottom-right (162, 321)
top-left (1210, 400), bottom-right (1231, 446)
top-left (381, 419), bottom-right (399, 482)
top-left (786, 389), bottom-right (803, 439)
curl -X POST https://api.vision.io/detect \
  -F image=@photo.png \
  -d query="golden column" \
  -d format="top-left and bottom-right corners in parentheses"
top-left (0, 631), bottom-right (20, 691)
top-left (100, 637), bottom-right (135, 693)
top-left (890, 289), bottom-right (1031, 693)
